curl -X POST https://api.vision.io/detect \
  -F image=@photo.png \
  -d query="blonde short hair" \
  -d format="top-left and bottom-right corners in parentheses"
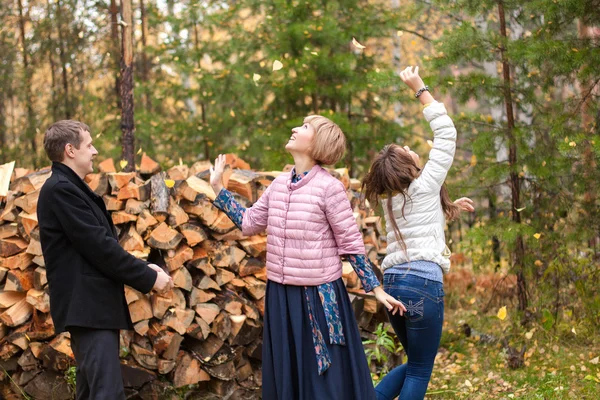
top-left (304, 115), bottom-right (346, 165)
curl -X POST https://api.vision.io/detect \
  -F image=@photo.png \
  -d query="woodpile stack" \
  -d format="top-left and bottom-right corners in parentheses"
top-left (0, 155), bottom-right (387, 400)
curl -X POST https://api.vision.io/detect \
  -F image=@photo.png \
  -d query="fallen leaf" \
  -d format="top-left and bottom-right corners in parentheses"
top-left (351, 37), bottom-right (366, 49)
top-left (230, 110), bottom-right (235, 117)
top-left (572, 327), bottom-right (577, 335)
top-left (470, 154), bottom-right (477, 167)
top-left (272, 60), bottom-right (283, 71)
top-left (590, 356), bottom-right (599, 365)
top-left (533, 233), bottom-right (541, 239)
top-left (252, 73), bottom-right (261, 82)
top-left (497, 306), bottom-right (507, 321)
top-left (164, 179), bottom-right (175, 188)
top-left (137, 147), bottom-right (142, 155)
top-left (525, 328), bottom-right (535, 340)
top-left (120, 160), bottom-right (128, 169)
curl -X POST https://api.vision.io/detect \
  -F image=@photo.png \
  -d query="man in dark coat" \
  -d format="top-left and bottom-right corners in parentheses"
top-left (37, 120), bottom-right (173, 400)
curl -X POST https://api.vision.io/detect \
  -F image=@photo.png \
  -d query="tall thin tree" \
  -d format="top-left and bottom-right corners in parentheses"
top-left (120, 0), bottom-right (135, 171)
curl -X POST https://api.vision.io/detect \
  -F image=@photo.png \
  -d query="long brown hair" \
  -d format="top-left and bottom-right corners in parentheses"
top-left (361, 144), bottom-right (460, 251)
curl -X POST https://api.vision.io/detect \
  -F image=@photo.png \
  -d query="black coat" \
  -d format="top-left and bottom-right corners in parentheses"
top-left (37, 162), bottom-right (157, 333)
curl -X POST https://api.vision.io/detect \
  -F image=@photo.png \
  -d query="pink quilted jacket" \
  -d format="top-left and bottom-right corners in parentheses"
top-left (242, 165), bottom-right (365, 286)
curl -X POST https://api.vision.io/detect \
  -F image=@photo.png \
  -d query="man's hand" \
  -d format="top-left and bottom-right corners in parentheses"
top-left (454, 197), bottom-right (475, 213)
top-left (148, 263), bottom-right (173, 294)
top-left (373, 286), bottom-right (406, 316)
top-left (209, 154), bottom-right (226, 194)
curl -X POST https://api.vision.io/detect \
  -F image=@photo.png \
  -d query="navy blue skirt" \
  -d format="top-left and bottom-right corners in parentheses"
top-left (262, 278), bottom-right (376, 400)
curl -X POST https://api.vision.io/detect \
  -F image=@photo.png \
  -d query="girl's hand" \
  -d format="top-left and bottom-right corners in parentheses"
top-left (454, 197), bottom-right (475, 212)
top-left (209, 154), bottom-right (226, 194)
top-left (399, 66), bottom-right (426, 93)
top-left (373, 286), bottom-right (406, 316)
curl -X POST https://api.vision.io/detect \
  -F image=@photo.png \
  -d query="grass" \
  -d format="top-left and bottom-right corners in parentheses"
top-left (419, 283), bottom-right (600, 399)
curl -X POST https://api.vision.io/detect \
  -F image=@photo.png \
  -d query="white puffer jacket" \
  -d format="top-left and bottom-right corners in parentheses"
top-left (381, 101), bottom-right (457, 274)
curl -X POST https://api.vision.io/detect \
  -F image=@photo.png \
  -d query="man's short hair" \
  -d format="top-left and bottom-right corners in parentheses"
top-left (43, 120), bottom-right (90, 162)
top-left (304, 115), bottom-right (347, 165)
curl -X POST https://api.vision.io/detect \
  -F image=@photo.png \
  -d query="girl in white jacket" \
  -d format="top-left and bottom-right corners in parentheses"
top-left (362, 66), bottom-right (470, 400)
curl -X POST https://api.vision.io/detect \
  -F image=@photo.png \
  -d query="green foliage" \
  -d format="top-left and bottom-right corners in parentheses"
top-left (363, 322), bottom-right (403, 382)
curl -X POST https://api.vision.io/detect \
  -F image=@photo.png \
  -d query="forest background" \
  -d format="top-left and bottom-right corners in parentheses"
top-left (1, 0), bottom-right (599, 398)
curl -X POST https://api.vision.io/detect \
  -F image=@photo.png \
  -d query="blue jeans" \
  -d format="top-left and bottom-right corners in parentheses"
top-left (375, 273), bottom-right (445, 400)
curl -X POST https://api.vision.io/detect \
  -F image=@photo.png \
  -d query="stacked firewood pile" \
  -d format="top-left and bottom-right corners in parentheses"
top-left (0, 155), bottom-right (388, 400)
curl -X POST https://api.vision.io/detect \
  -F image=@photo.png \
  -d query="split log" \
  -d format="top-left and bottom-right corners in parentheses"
top-left (239, 236), bottom-right (267, 258)
top-left (179, 222), bottom-right (208, 247)
top-left (189, 287), bottom-right (216, 307)
top-left (242, 276), bottom-right (266, 300)
top-left (85, 173), bottom-right (109, 195)
top-left (173, 351), bottom-right (210, 388)
top-left (161, 308), bottom-right (195, 335)
top-left (178, 175), bottom-right (216, 202)
top-left (171, 266), bottom-right (193, 291)
top-left (238, 257), bottom-right (266, 278)
top-left (187, 333), bottom-right (224, 362)
top-left (120, 225), bottom-right (145, 252)
top-left (33, 267), bottom-right (47, 289)
top-left (158, 359), bottom-right (176, 375)
top-left (189, 247), bottom-right (215, 275)
top-left (168, 198), bottom-right (189, 227)
top-left (107, 172), bottom-right (136, 192)
top-left (150, 172), bottom-right (169, 221)
top-left (98, 158), bottom-right (116, 173)
top-left (211, 245), bottom-right (246, 269)
top-left (134, 320), bottom-right (150, 336)
top-left (0, 161), bottom-right (15, 197)
top-left (25, 289), bottom-right (50, 313)
top-left (117, 181), bottom-right (148, 201)
top-left (148, 222), bottom-right (183, 250)
top-left (167, 165), bottom-right (189, 181)
top-left (5, 268), bottom-right (35, 291)
top-left (215, 268), bottom-right (235, 287)
top-left (196, 274), bottom-right (220, 291)
top-left (165, 245), bottom-right (193, 272)
top-left (1, 252), bottom-right (34, 270)
top-left (111, 211), bottom-right (138, 225)
top-left (194, 303), bottom-right (220, 325)
top-left (10, 169), bottom-right (50, 195)
top-left (103, 195), bottom-right (125, 211)
top-left (13, 189), bottom-right (40, 214)
top-left (187, 317), bottom-right (211, 340)
top-left (23, 370), bottom-right (71, 400)
top-left (19, 213), bottom-right (38, 237)
top-left (189, 160), bottom-right (213, 178)
top-left (140, 153), bottom-right (161, 175)
top-left (0, 291), bottom-right (26, 308)
top-left (0, 236), bottom-right (28, 257)
top-left (124, 286), bottom-right (144, 305)
top-left (0, 266), bottom-right (7, 283)
top-left (147, 321), bottom-right (183, 360)
top-left (227, 170), bottom-right (258, 202)
top-left (211, 312), bottom-right (232, 341)
top-left (25, 237), bottom-right (42, 257)
top-left (129, 297), bottom-right (153, 323)
top-left (0, 298), bottom-right (33, 327)
top-left (0, 223), bottom-right (18, 239)
top-left (131, 343), bottom-right (158, 370)
top-left (125, 198), bottom-right (147, 215)
top-left (136, 209), bottom-right (158, 235)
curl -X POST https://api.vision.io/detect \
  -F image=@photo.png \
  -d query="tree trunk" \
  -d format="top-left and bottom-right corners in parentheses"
top-left (55, 0), bottom-right (71, 119)
top-left (497, 0), bottom-right (527, 312)
top-left (46, 0), bottom-right (59, 122)
top-left (140, 0), bottom-right (151, 111)
top-left (110, 0), bottom-right (121, 109)
top-left (17, 0), bottom-right (37, 164)
top-left (578, 20), bottom-right (599, 251)
top-left (120, 0), bottom-right (135, 172)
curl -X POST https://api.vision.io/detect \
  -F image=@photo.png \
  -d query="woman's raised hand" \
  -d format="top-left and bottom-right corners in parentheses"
top-left (399, 66), bottom-right (425, 93)
top-left (209, 154), bottom-right (226, 194)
